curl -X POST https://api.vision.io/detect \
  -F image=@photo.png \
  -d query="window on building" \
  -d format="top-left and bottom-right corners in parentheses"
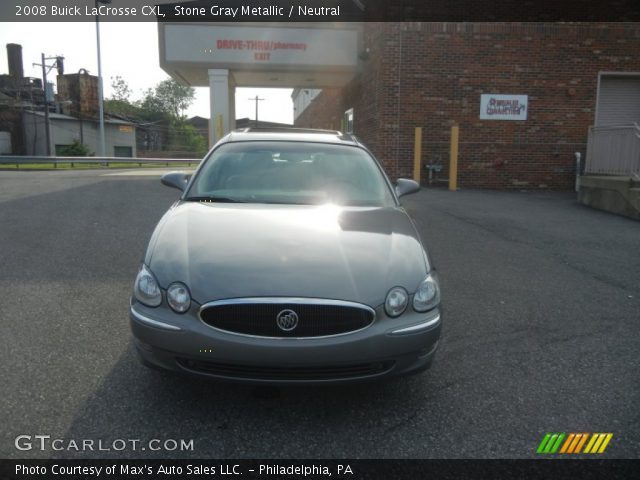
top-left (343, 108), bottom-right (354, 134)
top-left (114, 146), bottom-right (133, 158)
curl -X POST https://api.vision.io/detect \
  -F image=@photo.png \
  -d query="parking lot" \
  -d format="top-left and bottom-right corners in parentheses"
top-left (0, 169), bottom-right (638, 459)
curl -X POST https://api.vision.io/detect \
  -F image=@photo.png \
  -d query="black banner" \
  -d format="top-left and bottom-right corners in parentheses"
top-left (2, 0), bottom-right (640, 22)
top-left (1, 459), bottom-right (640, 480)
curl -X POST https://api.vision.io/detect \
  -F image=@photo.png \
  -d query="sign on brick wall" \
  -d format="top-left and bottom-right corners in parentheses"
top-left (480, 94), bottom-right (528, 121)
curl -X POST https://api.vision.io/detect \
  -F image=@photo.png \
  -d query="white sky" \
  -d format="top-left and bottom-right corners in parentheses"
top-left (0, 22), bottom-right (294, 124)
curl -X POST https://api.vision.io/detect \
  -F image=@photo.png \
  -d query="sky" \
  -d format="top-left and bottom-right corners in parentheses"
top-left (0, 22), bottom-right (294, 124)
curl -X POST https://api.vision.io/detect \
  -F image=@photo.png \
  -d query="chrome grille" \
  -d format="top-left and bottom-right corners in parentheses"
top-left (199, 298), bottom-right (375, 338)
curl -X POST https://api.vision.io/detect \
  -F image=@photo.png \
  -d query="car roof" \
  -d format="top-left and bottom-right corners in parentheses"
top-left (223, 127), bottom-right (362, 146)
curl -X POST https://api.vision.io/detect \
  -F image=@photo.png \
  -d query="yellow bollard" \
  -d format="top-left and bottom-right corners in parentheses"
top-left (413, 127), bottom-right (422, 183)
top-left (449, 124), bottom-right (459, 191)
top-left (215, 115), bottom-right (224, 142)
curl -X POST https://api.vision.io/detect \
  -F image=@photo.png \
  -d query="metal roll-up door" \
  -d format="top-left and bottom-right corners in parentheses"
top-left (595, 75), bottom-right (640, 126)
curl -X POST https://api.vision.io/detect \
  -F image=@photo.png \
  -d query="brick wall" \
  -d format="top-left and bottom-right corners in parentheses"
top-left (295, 23), bottom-right (640, 189)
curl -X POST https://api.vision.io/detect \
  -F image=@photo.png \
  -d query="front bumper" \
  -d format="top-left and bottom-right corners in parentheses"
top-left (129, 300), bottom-right (441, 385)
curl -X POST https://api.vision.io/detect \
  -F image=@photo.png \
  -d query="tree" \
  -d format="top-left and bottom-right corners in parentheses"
top-left (110, 75), bottom-right (132, 102)
top-left (105, 76), bottom-right (137, 118)
top-left (140, 78), bottom-right (195, 120)
top-left (167, 122), bottom-right (207, 157)
top-left (57, 139), bottom-right (93, 156)
top-left (103, 76), bottom-right (206, 156)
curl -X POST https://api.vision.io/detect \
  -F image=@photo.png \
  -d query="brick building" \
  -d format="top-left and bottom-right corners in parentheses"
top-left (294, 23), bottom-right (640, 189)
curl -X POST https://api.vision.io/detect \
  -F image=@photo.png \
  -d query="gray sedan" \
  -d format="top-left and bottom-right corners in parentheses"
top-left (130, 128), bottom-right (441, 384)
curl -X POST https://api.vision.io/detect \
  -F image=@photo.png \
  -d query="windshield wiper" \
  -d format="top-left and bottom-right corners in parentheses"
top-left (184, 196), bottom-right (245, 203)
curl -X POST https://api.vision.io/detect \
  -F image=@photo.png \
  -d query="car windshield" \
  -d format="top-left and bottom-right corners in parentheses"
top-left (185, 141), bottom-right (396, 207)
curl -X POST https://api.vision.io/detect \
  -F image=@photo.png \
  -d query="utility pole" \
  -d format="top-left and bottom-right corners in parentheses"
top-left (95, 0), bottom-right (111, 159)
top-left (40, 53), bottom-right (51, 156)
top-left (34, 54), bottom-right (63, 156)
top-left (249, 95), bottom-right (264, 127)
top-left (78, 76), bottom-right (84, 146)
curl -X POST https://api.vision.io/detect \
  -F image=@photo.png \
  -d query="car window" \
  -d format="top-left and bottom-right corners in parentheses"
top-left (186, 141), bottom-right (396, 206)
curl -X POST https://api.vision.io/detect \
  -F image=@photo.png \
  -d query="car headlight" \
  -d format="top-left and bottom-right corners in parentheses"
top-left (167, 282), bottom-right (191, 313)
top-left (413, 273), bottom-right (440, 312)
top-left (133, 264), bottom-right (161, 307)
top-left (385, 286), bottom-right (409, 317)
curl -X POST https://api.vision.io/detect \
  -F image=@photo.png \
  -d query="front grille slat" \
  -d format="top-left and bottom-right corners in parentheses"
top-left (199, 300), bottom-right (374, 338)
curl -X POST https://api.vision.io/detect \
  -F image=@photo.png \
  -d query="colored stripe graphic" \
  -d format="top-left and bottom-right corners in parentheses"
top-left (559, 433), bottom-right (575, 454)
top-left (566, 433), bottom-right (589, 453)
top-left (537, 433), bottom-right (552, 454)
top-left (584, 433), bottom-right (613, 454)
top-left (549, 433), bottom-right (565, 453)
top-left (584, 433), bottom-right (598, 453)
top-left (574, 433), bottom-right (589, 453)
top-left (567, 433), bottom-right (582, 453)
top-left (537, 433), bottom-right (565, 454)
top-left (540, 433), bottom-right (613, 454)
top-left (597, 434), bottom-right (613, 453)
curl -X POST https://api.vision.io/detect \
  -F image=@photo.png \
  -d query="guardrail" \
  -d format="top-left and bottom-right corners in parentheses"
top-left (585, 123), bottom-right (640, 176)
top-left (0, 156), bottom-right (201, 167)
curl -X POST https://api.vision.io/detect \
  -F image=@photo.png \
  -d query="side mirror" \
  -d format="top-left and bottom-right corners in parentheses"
top-left (161, 172), bottom-right (191, 191)
top-left (395, 178), bottom-right (420, 198)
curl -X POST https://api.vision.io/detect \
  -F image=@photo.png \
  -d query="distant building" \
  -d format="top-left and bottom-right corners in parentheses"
top-left (0, 43), bottom-right (136, 157)
top-left (291, 89), bottom-right (321, 121)
top-left (234, 117), bottom-right (293, 129)
top-left (186, 116), bottom-right (293, 147)
top-left (22, 110), bottom-right (136, 157)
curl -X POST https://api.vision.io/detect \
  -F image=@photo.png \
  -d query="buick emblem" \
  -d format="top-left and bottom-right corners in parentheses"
top-left (276, 309), bottom-right (299, 332)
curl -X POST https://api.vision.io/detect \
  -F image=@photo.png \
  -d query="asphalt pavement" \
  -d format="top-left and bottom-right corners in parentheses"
top-left (0, 169), bottom-right (638, 459)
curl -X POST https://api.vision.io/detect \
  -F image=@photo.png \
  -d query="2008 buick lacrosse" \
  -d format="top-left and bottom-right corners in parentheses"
top-left (130, 128), bottom-right (441, 384)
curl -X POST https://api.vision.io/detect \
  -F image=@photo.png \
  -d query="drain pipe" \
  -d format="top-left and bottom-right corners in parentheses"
top-left (575, 152), bottom-right (581, 193)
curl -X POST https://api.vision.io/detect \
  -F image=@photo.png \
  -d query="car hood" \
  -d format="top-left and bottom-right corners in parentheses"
top-left (146, 202), bottom-right (430, 307)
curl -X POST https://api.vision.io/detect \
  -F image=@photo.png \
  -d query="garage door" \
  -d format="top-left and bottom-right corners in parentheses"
top-left (596, 75), bottom-right (640, 126)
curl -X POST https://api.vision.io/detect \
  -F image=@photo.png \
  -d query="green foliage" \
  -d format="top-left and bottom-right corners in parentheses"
top-left (106, 77), bottom-right (195, 123)
top-left (167, 121), bottom-right (207, 157)
top-left (137, 88), bottom-right (168, 121)
top-left (103, 76), bottom-right (204, 155)
top-left (140, 79), bottom-right (195, 120)
top-left (103, 98), bottom-right (141, 118)
top-left (56, 139), bottom-right (93, 157)
top-left (110, 76), bottom-right (132, 102)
